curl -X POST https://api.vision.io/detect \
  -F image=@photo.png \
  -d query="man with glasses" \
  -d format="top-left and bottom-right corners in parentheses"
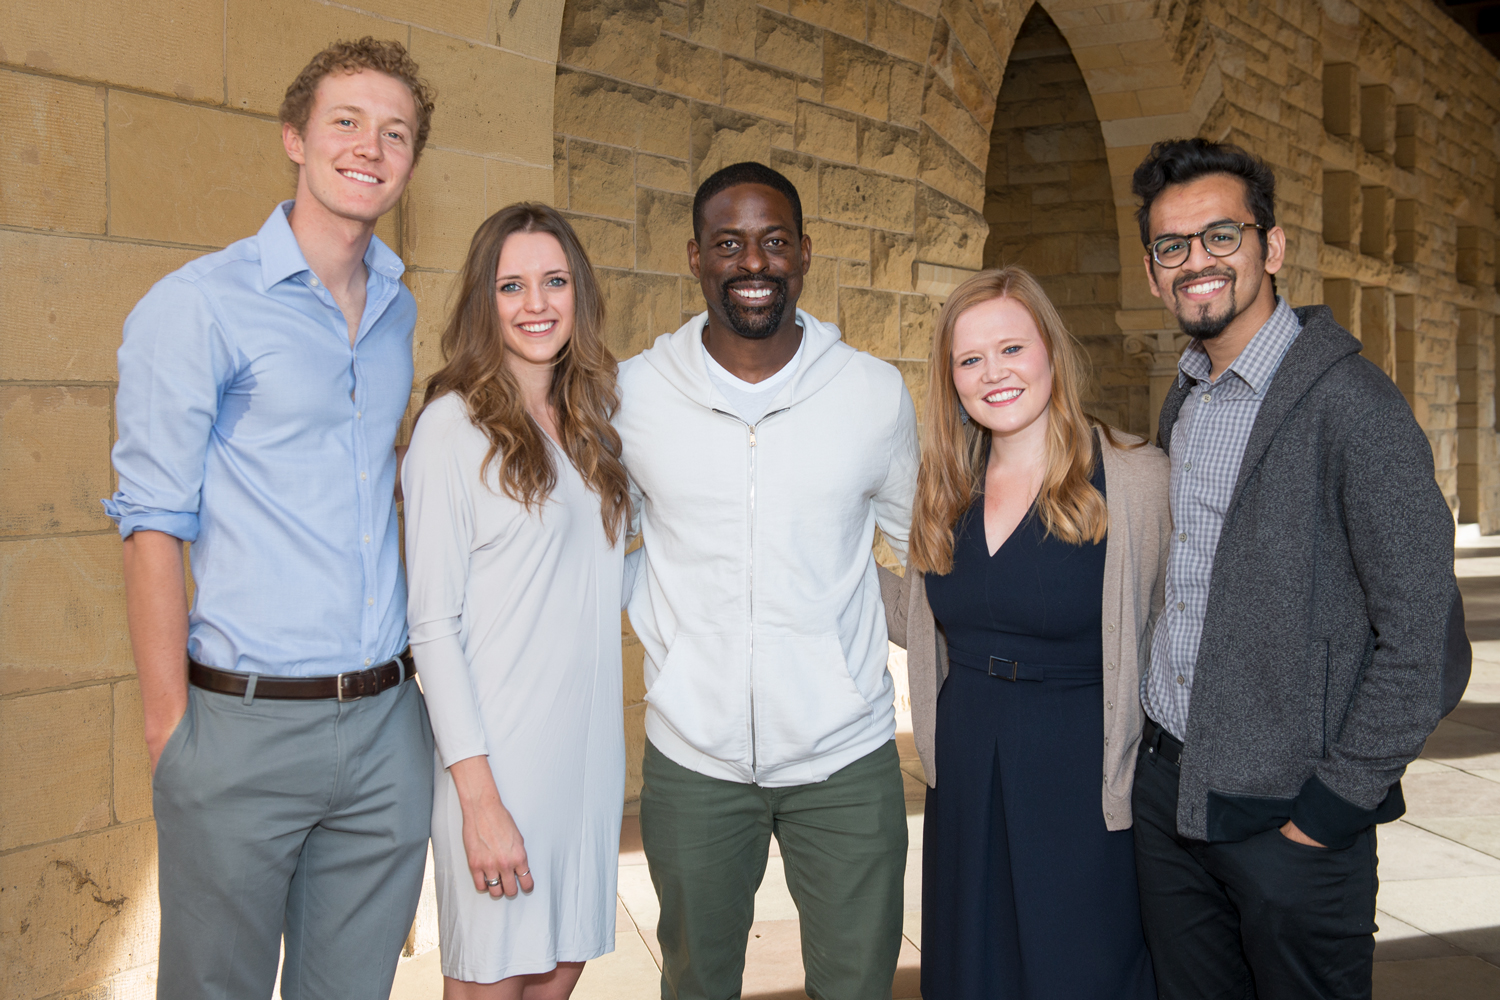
top-left (1128, 138), bottom-right (1465, 999)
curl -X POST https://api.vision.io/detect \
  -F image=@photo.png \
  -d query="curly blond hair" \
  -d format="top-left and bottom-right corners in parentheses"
top-left (279, 37), bottom-right (436, 161)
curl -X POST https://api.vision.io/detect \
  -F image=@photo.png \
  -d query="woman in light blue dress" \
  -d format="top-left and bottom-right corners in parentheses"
top-left (403, 203), bottom-right (631, 1000)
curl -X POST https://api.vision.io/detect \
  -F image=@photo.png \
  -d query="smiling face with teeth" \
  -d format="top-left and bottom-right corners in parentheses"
top-left (689, 183), bottom-right (811, 352)
top-left (283, 68), bottom-right (419, 234)
top-left (950, 295), bottom-right (1054, 445)
top-left (1144, 173), bottom-right (1286, 370)
top-left (493, 231), bottom-right (576, 375)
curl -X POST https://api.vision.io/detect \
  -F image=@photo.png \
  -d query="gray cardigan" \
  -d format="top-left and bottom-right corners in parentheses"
top-left (1157, 305), bottom-right (1461, 849)
top-left (879, 432), bottom-right (1171, 831)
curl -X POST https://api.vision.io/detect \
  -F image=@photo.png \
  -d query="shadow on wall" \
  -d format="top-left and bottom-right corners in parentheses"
top-left (981, 4), bottom-right (1143, 435)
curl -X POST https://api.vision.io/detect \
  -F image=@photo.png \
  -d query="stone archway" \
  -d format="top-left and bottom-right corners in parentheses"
top-left (1031, 0), bottom-right (1225, 438)
top-left (981, 4), bottom-right (1143, 432)
top-left (894, 0), bottom-right (1224, 434)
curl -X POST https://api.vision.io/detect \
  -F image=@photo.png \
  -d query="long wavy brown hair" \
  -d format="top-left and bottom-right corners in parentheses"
top-left (422, 203), bottom-right (630, 544)
top-left (909, 266), bottom-right (1128, 575)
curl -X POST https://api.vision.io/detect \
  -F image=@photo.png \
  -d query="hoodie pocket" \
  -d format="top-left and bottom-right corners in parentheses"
top-left (752, 632), bottom-right (874, 771)
top-left (645, 633), bottom-right (751, 765)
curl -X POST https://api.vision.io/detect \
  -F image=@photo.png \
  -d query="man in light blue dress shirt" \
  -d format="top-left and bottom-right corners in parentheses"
top-left (105, 40), bottom-right (437, 999)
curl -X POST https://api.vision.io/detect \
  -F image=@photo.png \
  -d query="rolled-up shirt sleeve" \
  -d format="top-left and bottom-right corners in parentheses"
top-left (103, 278), bottom-right (233, 542)
top-left (402, 399), bottom-right (490, 767)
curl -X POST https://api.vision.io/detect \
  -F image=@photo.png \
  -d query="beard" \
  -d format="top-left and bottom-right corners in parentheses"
top-left (1170, 266), bottom-right (1240, 341)
top-left (719, 274), bottom-right (789, 340)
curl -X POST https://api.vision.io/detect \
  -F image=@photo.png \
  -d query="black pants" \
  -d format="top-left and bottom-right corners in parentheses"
top-left (1132, 738), bottom-right (1378, 1000)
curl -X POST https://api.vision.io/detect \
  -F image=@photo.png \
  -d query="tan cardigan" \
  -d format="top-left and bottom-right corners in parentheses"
top-left (879, 433), bottom-right (1170, 831)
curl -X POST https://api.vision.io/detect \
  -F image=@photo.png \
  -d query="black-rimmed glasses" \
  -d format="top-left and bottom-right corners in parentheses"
top-left (1149, 222), bottom-right (1266, 268)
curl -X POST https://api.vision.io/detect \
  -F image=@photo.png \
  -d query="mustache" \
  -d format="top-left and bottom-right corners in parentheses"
top-left (723, 274), bottom-right (788, 295)
top-left (1172, 266), bottom-right (1236, 293)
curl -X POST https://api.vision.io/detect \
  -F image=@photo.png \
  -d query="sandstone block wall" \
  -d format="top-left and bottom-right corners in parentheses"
top-left (983, 5), bottom-right (1143, 433)
top-left (4, 1), bottom-right (1500, 996)
top-left (548, 0), bottom-right (1499, 515)
top-left (1, 1), bottom-right (562, 995)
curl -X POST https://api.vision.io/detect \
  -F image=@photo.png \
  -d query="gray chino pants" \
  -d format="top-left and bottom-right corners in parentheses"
top-left (152, 678), bottom-right (434, 1000)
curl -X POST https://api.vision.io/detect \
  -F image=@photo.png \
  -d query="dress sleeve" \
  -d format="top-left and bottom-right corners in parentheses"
top-left (103, 278), bottom-right (234, 541)
top-left (402, 398), bottom-right (490, 767)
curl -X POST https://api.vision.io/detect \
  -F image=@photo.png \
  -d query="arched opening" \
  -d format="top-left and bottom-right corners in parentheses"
top-left (981, 4), bottom-right (1145, 434)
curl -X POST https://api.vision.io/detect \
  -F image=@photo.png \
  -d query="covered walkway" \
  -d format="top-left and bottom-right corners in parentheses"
top-left (392, 535), bottom-right (1500, 999)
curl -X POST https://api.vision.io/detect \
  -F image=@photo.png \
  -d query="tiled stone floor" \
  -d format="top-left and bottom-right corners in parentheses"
top-left (393, 532), bottom-right (1500, 999)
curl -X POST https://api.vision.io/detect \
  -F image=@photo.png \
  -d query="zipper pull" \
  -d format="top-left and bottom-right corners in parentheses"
top-left (749, 427), bottom-right (757, 446)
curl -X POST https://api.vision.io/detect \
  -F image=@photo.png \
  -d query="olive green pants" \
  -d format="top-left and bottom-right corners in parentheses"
top-left (639, 739), bottom-right (907, 1000)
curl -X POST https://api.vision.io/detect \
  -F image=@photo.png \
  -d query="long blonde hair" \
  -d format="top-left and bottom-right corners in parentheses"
top-left (909, 266), bottom-right (1122, 575)
top-left (422, 203), bottom-right (630, 545)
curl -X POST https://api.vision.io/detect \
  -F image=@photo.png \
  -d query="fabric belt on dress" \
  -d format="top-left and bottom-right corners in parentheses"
top-left (949, 654), bottom-right (1101, 682)
top-left (1141, 716), bottom-right (1184, 766)
top-left (188, 649), bottom-right (416, 701)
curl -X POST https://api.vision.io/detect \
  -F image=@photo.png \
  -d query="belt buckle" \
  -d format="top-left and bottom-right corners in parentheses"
top-left (988, 656), bottom-right (1020, 681)
top-left (336, 670), bottom-right (362, 702)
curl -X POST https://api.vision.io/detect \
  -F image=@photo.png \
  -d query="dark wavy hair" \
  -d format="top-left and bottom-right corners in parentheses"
top-left (692, 161), bottom-right (803, 240)
top-left (421, 203), bottom-right (630, 545)
top-left (1131, 138), bottom-right (1276, 253)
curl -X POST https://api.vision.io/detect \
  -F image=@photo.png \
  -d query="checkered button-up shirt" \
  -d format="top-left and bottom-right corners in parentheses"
top-left (1143, 298), bottom-right (1302, 741)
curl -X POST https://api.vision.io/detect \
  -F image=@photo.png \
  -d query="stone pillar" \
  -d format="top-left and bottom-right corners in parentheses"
top-left (1457, 309), bottom-right (1498, 527)
top-left (1122, 324), bottom-right (1188, 442)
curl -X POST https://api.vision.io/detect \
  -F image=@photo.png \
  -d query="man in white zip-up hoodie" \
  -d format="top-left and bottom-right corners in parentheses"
top-left (616, 162), bottom-right (919, 1000)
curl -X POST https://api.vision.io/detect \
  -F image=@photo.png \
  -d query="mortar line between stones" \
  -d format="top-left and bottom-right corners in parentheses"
top-left (0, 224), bottom-right (223, 254)
top-left (103, 86), bottom-right (111, 237)
top-left (0, 380), bottom-right (125, 388)
top-left (0, 672), bottom-right (141, 704)
top-left (0, 526), bottom-right (119, 541)
top-left (308, 0), bottom-right (556, 67)
top-left (108, 673), bottom-right (119, 826)
top-left (0, 816), bottom-right (154, 859)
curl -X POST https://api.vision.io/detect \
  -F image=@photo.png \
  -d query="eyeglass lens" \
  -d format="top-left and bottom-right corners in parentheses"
top-left (1153, 224), bottom-right (1245, 267)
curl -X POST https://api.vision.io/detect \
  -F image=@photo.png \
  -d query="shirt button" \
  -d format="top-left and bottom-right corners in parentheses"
top-left (1106, 812), bottom-right (1114, 821)
top-left (1177, 601), bottom-right (1185, 611)
top-left (367, 598), bottom-right (375, 606)
top-left (1202, 392), bottom-right (1212, 401)
top-left (1176, 675), bottom-right (1187, 685)
top-left (1183, 462), bottom-right (1192, 471)
top-left (1107, 662), bottom-right (1115, 670)
top-left (356, 411), bottom-right (362, 419)
top-left (310, 277), bottom-right (320, 287)
top-left (365, 657), bottom-right (373, 665)
top-left (1179, 532), bottom-right (1187, 541)
top-left (360, 472), bottom-right (367, 481)
top-left (363, 534), bottom-right (371, 543)
top-left (1107, 623), bottom-right (1115, 632)
top-left (1106, 701), bottom-right (1114, 710)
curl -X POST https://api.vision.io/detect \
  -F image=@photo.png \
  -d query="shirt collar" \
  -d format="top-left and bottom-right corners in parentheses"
top-left (1177, 297), bottom-right (1300, 394)
top-left (257, 200), bottom-right (406, 289)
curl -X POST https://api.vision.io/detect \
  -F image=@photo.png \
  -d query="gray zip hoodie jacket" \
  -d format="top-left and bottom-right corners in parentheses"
top-left (616, 309), bottom-right (919, 787)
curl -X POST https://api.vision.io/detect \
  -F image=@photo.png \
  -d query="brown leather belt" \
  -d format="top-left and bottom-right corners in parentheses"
top-left (188, 650), bottom-right (416, 701)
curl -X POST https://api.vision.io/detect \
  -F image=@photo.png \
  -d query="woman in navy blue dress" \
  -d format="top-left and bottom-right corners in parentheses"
top-left (882, 267), bottom-right (1170, 999)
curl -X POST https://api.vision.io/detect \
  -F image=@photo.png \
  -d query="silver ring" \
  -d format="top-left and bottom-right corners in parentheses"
top-left (517, 869), bottom-right (530, 877)
top-left (484, 876), bottom-right (501, 887)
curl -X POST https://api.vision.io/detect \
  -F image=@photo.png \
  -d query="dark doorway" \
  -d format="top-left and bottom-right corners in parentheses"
top-left (982, 4), bottom-right (1144, 433)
